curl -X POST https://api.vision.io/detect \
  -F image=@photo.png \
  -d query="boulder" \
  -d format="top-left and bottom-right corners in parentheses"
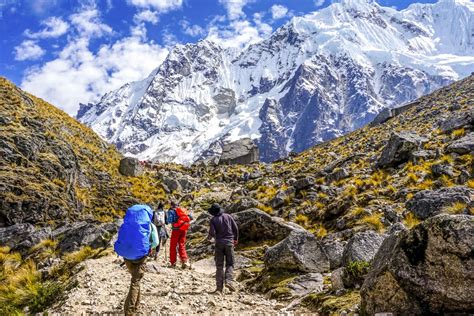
top-left (227, 197), bottom-right (259, 213)
top-left (162, 176), bottom-right (181, 192)
top-left (219, 138), bottom-right (259, 165)
top-left (287, 273), bottom-right (324, 297)
top-left (370, 107), bottom-right (394, 126)
top-left (430, 162), bottom-right (454, 177)
top-left (0, 223), bottom-right (52, 252)
top-left (341, 230), bottom-right (385, 266)
top-left (232, 208), bottom-right (302, 244)
top-left (293, 176), bottom-right (314, 191)
top-left (269, 188), bottom-right (294, 209)
top-left (264, 230), bottom-right (330, 273)
top-left (361, 215), bottom-right (474, 314)
top-left (437, 109), bottom-right (474, 133)
top-left (446, 132), bottom-right (474, 154)
top-left (331, 267), bottom-right (345, 290)
top-left (406, 186), bottom-right (473, 219)
top-left (326, 168), bottom-right (350, 183)
top-left (321, 238), bottom-right (346, 269)
top-left (118, 157), bottom-right (143, 177)
top-left (376, 132), bottom-right (428, 168)
top-left (52, 221), bottom-right (119, 253)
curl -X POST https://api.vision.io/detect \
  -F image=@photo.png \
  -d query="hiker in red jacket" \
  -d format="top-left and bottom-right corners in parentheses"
top-left (167, 201), bottom-right (193, 269)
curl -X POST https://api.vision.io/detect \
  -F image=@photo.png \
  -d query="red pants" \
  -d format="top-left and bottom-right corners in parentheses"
top-left (170, 229), bottom-right (188, 264)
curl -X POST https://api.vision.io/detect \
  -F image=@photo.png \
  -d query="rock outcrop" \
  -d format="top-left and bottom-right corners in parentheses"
top-left (446, 132), bottom-right (474, 154)
top-left (361, 215), bottom-right (474, 314)
top-left (376, 132), bottom-right (428, 168)
top-left (219, 138), bottom-right (259, 165)
top-left (264, 230), bottom-right (330, 273)
top-left (341, 230), bottom-right (386, 266)
top-left (118, 157), bottom-right (143, 177)
top-left (406, 186), bottom-right (473, 219)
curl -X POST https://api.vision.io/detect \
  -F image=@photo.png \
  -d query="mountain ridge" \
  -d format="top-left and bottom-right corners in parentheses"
top-left (77, 0), bottom-right (474, 164)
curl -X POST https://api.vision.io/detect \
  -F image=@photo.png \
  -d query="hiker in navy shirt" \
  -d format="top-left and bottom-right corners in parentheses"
top-left (207, 203), bottom-right (239, 294)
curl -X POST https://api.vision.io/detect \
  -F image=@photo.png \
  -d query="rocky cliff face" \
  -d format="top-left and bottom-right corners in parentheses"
top-left (0, 78), bottom-right (164, 227)
top-left (77, 0), bottom-right (473, 164)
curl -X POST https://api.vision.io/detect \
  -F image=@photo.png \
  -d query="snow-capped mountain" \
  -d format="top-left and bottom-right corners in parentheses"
top-left (77, 0), bottom-right (474, 164)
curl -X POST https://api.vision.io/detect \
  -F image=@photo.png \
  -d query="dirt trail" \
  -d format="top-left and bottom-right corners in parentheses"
top-left (48, 250), bottom-right (307, 315)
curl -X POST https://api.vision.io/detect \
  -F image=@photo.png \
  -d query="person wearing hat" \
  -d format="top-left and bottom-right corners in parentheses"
top-left (207, 203), bottom-right (239, 294)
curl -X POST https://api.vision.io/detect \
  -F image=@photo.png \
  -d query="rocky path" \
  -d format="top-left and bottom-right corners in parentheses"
top-left (48, 251), bottom-right (306, 315)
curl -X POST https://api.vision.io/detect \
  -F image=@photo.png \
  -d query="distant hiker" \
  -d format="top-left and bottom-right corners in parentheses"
top-left (152, 201), bottom-right (169, 261)
top-left (207, 203), bottom-right (239, 294)
top-left (167, 200), bottom-right (193, 269)
top-left (114, 204), bottom-right (159, 316)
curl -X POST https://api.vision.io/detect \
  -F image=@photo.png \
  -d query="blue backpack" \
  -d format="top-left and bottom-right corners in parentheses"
top-left (114, 204), bottom-right (153, 260)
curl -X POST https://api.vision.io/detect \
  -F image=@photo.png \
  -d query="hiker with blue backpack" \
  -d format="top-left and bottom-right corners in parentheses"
top-left (114, 204), bottom-right (159, 316)
top-left (167, 200), bottom-right (193, 269)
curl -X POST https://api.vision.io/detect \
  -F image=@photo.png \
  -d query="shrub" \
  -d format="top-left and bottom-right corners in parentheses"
top-left (346, 260), bottom-right (370, 278)
top-left (404, 213), bottom-right (420, 229)
top-left (295, 214), bottom-right (309, 227)
top-left (357, 213), bottom-right (384, 232)
top-left (314, 224), bottom-right (327, 239)
top-left (451, 128), bottom-right (465, 139)
top-left (443, 202), bottom-right (467, 214)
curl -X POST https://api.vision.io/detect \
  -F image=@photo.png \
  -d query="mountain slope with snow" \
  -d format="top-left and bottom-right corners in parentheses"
top-left (77, 0), bottom-right (474, 164)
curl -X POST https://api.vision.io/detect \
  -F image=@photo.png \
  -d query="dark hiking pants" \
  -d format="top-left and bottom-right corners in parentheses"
top-left (124, 256), bottom-right (146, 315)
top-left (215, 243), bottom-right (234, 291)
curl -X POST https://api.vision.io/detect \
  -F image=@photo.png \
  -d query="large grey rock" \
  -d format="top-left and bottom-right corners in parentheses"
top-left (376, 132), bottom-right (428, 168)
top-left (162, 176), bottom-right (181, 192)
top-left (361, 215), bottom-right (474, 314)
top-left (264, 230), bottom-right (330, 273)
top-left (52, 221), bottom-right (119, 253)
top-left (0, 223), bottom-right (52, 252)
top-left (119, 157), bottom-right (143, 177)
top-left (321, 238), bottom-right (346, 269)
top-left (293, 176), bottom-right (314, 191)
top-left (227, 197), bottom-right (259, 213)
top-left (437, 109), bottom-right (474, 133)
top-left (219, 138), bottom-right (259, 165)
top-left (287, 273), bottom-right (324, 297)
top-left (406, 186), bottom-right (473, 219)
top-left (232, 208), bottom-right (302, 243)
top-left (446, 132), bottom-right (474, 154)
top-left (326, 168), bottom-right (350, 183)
top-left (341, 230), bottom-right (385, 266)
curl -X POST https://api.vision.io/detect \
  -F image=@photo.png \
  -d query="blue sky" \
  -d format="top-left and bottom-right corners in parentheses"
top-left (0, 0), bottom-right (437, 115)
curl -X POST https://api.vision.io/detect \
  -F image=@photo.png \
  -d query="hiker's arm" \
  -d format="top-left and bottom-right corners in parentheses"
top-left (231, 217), bottom-right (239, 242)
top-left (208, 220), bottom-right (216, 240)
top-left (150, 223), bottom-right (159, 249)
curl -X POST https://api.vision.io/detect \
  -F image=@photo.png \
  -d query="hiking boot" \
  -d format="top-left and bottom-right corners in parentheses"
top-left (168, 263), bottom-right (177, 269)
top-left (210, 289), bottom-right (223, 296)
top-left (181, 261), bottom-right (191, 270)
top-left (225, 283), bottom-right (236, 292)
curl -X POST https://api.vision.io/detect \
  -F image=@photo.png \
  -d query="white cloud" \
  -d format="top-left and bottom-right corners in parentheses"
top-left (20, 8), bottom-right (169, 115)
top-left (134, 9), bottom-right (159, 24)
top-left (127, 0), bottom-right (183, 12)
top-left (207, 19), bottom-right (271, 50)
top-left (270, 4), bottom-right (288, 20)
top-left (70, 8), bottom-right (113, 38)
top-left (314, 0), bottom-right (325, 7)
top-left (24, 16), bottom-right (69, 39)
top-left (28, 0), bottom-right (61, 16)
top-left (14, 40), bottom-right (45, 61)
top-left (179, 20), bottom-right (205, 37)
top-left (218, 0), bottom-right (255, 20)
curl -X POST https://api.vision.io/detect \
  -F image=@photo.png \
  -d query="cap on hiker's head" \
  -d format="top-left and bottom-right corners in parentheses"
top-left (208, 203), bottom-right (222, 216)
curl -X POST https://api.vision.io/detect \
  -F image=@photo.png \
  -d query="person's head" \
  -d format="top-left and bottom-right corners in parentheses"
top-left (155, 201), bottom-right (164, 210)
top-left (208, 203), bottom-right (223, 216)
top-left (170, 200), bottom-right (178, 209)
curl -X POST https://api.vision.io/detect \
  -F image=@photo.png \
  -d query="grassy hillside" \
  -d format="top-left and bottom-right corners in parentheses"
top-left (0, 77), bottom-right (166, 225)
